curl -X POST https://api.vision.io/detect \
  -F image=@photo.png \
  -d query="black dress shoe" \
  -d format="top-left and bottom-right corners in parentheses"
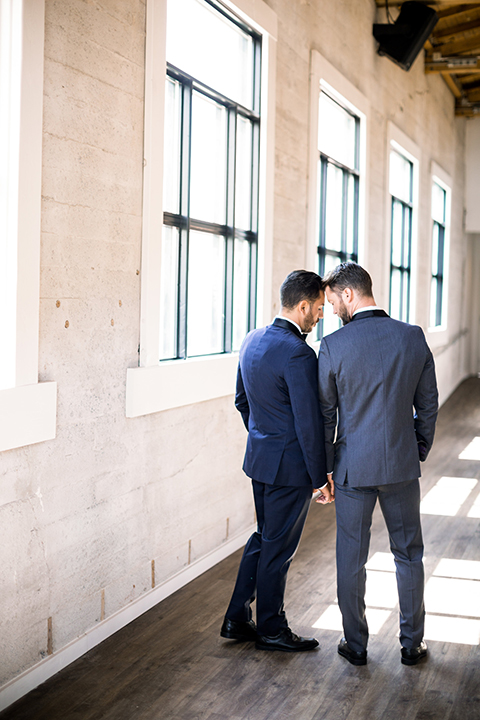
top-left (337, 637), bottom-right (367, 666)
top-left (220, 617), bottom-right (257, 642)
top-left (256, 627), bottom-right (319, 652)
top-left (401, 640), bottom-right (427, 666)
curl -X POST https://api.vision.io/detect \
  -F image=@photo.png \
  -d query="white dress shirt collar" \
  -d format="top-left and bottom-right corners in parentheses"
top-left (353, 305), bottom-right (382, 316)
top-left (274, 315), bottom-right (303, 334)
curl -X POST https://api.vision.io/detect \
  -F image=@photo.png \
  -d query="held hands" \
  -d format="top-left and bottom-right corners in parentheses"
top-left (314, 474), bottom-right (335, 504)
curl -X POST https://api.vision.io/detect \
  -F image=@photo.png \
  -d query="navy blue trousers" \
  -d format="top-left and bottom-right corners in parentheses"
top-left (225, 479), bottom-right (312, 636)
top-left (335, 477), bottom-right (425, 653)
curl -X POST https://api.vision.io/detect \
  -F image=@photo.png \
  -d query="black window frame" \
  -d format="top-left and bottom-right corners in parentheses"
top-left (161, 1), bottom-right (261, 361)
top-left (430, 182), bottom-right (446, 328)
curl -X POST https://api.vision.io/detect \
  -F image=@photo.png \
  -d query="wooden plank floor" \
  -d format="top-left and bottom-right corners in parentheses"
top-left (2, 378), bottom-right (480, 720)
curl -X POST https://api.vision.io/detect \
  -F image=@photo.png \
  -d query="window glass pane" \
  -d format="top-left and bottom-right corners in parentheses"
top-left (390, 268), bottom-right (402, 321)
top-left (391, 199), bottom-right (403, 267)
top-left (318, 92), bottom-right (356, 170)
top-left (167, 0), bottom-right (254, 109)
top-left (235, 116), bottom-right (253, 230)
top-left (430, 276), bottom-right (438, 328)
top-left (324, 163), bottom-right (343, 252)
top-left (431, 223), bottom-right (439, 276)
top-left (190, 91), bottom-right (227, 224)
top-left (232, 238), bottom-right (251, 351)
top-left (432, 182), bottom-right (446, 224)
top-left (401, 271), bottom-right (409, 322)
top-left (389, 150), bottom-right (412, 204)
top-left (159, 226), bottom-right (179, 360)
top-left (187, 230), bottom-right (225, 356)
top-left (321, 253), bottom-right (342, 337)
top-left (163, 76), bottom-right (182, 214)
top-left (403, 206), bottom-right (411, 268)
top-left (345, 173), bottom-right (356, 256)
top-left (322, 304), bottom-right (342, 337)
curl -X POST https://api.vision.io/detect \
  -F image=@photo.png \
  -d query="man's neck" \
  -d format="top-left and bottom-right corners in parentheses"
top-left (350, 297), bottom-right (376, 315)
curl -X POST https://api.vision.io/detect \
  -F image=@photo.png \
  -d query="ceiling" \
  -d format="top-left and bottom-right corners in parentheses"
top-left (375, 1), bottom-right (480, 115)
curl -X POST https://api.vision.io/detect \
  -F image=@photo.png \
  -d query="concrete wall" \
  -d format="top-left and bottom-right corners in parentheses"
top-left (465, 117), bottom-right (480, 234)
top-left (0, 0), bottom-right (476, 699)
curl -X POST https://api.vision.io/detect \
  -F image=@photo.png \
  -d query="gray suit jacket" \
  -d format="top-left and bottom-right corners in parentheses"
top-left (318, 311), bottom-right (438, 487)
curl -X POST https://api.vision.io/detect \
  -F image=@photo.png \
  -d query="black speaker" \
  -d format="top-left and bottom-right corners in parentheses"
top-left (373, 1), bottom-right (438, 71)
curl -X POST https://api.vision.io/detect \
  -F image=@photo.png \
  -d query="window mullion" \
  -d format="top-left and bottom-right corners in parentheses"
top-left (224, 108), bottom-right (236, 354)
top-left (319, 157), bottom-right (328, 275)
top-left (353, 173), bottom-right (359, 262)
top-left (178, 80), bottom-right (192, 360)
top-left (249, 117), bottom-right (260, 330)
top-left (341, 169), bottom-right (348, 257)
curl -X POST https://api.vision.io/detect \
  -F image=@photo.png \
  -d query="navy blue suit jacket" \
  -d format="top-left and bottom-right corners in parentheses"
top-left (235, 319), bottom-right (328, 488)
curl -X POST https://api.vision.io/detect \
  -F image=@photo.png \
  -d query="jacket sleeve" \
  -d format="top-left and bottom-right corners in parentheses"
top-left (413, 334), bottom-right (439, 458)
top-left (235, 363), bottom-right (250, 431)
top-left (284, 345), bottom-right (327, 487)
top-left (318, 338), bottom-right (337, 474)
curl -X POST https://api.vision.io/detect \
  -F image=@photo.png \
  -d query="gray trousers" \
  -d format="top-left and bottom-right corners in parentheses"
top-left (334, 477), bottom-right (425, 653)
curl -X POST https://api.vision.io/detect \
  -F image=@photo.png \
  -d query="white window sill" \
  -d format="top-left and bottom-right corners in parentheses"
top-left (427, 325), bottom-right (448, 350)
top-left (126, 353), bottom-right (239, 418)
top-left (0, 382), bottom-right (57, 452)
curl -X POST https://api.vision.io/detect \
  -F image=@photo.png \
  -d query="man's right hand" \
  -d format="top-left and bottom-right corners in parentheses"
top-left (314, 474), bottom-right (334, 504)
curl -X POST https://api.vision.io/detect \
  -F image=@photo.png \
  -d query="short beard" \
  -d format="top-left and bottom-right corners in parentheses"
top-left (300, 307), bottom-right (316, 334)
top-left (337, 299), bottom-right (351, 326)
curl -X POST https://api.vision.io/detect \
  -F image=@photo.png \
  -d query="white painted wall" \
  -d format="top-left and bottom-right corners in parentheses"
top-left (0, 0), bottom-right (476, 708)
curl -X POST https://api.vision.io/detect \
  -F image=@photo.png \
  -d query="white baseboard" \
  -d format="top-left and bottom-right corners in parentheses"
top-left (0, 525), bottom-right (254, 713)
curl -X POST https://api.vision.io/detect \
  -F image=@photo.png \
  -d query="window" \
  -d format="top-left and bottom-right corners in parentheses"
top-left (0, 0), bottom-right (57, 453)
top-left (389, 148), bottom-right (413, 323)
top-left (161, 0), bottom-right (260, 359)
top-left (317, 91), bottom-right (360, 337)
top-left (429, 174), bottom-right (450, 331)
top-left (126, 0), bottom-right (276, 417)
top-left (307, 54), bottom-right (368, 343)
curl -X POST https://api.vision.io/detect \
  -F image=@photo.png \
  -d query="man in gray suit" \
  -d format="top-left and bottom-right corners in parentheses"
top-left (318, 262), bottom-right (438, 666)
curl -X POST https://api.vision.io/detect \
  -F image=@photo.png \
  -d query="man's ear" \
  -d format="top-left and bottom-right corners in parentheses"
top-left (343, 287), bottom-right (353, 303)
top-left (298, 299), bottom-right (309, 314)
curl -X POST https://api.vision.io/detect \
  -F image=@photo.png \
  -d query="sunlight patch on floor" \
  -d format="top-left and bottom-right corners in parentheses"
top-left (312, 604), bottom-right (391, 635)
top-left (420, 476), bottom-right (477, 516)
top-left (365, 570), bottom-right (398, 608)
top-left (424, 614), bottom-right (480, 646)
top-left (366, 551), bottom-right (395, 573)
top-left (467, 492), bottom-right (480, 518)
top-left (313, 555), bottom-right (480, 645)
top-left (425, 576), bottom-right (480, 618)
top-left (458, 436), bottom-right (480, 461)
top-left (433, 558), bottom-right (480, 581)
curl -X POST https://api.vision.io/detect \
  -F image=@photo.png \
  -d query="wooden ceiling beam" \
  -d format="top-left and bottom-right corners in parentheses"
top-left (455, 103), bottom-right (480, 115)
top-left (434, 31), bottom-right (480, 54)
top-left (376, 1), bottom-right (480, 5)
top-left (437, 5), bottom-right (480, 20)
top-left (442, 71), bottom-right (464, 95)
top-left (425, 58), bottom-right (480, 71)
top-left (459, 71), bottom-right (480, 80)
top-left (433, 17), bottom-right (480, 39)
top-left (465, 85), bottom-right (480, 98)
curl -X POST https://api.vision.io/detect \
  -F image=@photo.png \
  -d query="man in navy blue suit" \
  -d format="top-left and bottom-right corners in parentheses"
top-left (220, 270), bottom-right (331, 652)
